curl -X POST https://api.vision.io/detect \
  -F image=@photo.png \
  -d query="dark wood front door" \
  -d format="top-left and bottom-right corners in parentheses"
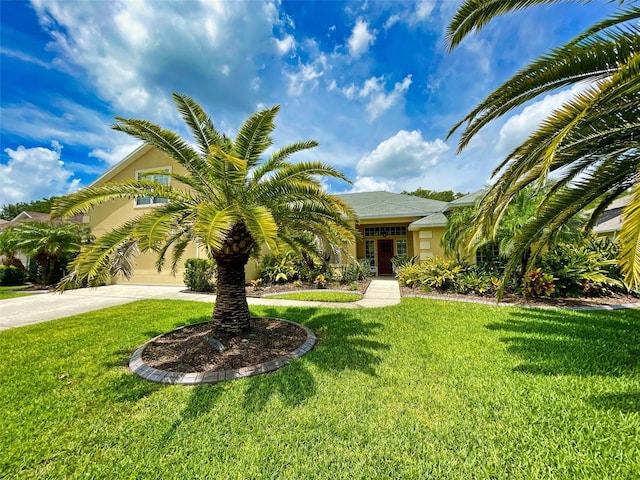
top-left (377, 239), bottom-right (394, 275)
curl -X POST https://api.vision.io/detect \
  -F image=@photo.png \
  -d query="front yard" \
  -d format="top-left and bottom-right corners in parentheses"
top-left (1, 298), bottom-right (638, 478)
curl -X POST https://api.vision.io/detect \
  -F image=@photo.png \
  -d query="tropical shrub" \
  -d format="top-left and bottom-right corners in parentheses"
top-left (522, 268), bottom-right (556, 298)
top-left (183, 258), bottom-right (217, 292)
top-left (0, 265), bottom-right (28, 286)
top-left (537, 238), bottom-right (624, 297)
top-left (337, 262), bottom-right (368, 283)
top-left (259, 253), bottom-right (299, 284)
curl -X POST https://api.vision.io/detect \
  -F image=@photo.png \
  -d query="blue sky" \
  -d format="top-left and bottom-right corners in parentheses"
top-left (0, 0), bottom-right (617, 205)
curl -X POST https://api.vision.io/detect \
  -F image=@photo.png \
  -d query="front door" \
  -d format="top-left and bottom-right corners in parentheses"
top-left (377, 239), bottom-right (394, 275)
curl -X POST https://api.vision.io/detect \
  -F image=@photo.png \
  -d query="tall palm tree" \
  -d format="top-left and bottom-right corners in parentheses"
top-left (53, 93), bottom-right (357, 335)
top-left (446, 1), bottom-right (640, 291)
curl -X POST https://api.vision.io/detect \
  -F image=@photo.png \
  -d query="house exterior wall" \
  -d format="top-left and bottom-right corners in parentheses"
top-left (412, 227), bottom-right (446, 260)
top-left (87, 148), bottom-right (260, 285)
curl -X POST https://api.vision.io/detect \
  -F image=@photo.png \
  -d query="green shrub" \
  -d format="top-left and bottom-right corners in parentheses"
top-left (183, 258), bottom-right (217, 292)
top-left (0, 265), bottom-right (28, 286)
top-left (259, 253), bottom-right (299, 284)
top-left (337, 262), bottom-right (368, 283)
top-left (536, 238), bottom-right (624, 297)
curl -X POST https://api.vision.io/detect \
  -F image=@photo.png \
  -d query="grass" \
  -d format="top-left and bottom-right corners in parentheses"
top-left (266, 290), bottom-right (363, 302)
top-left (0, 285), bottom-right (35, 300)
top-left (1, 298), bottom-right (639, 479)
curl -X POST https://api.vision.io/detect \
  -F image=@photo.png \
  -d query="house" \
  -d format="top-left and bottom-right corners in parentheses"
top-left (592, 196), bottom-right (628, 238)
top-left (84, 144), bottom-right (484, 285)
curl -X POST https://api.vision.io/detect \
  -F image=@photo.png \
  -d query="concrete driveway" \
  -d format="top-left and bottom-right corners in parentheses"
top-left (0, 280), bottom-right (401, 331)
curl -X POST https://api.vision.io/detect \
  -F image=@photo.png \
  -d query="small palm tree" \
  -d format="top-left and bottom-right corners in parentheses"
top-left (53, 93), bottom-right (357, 335)
top-left (8, 221), bottom-right (89, 285)
top-left (446, 1), bottom-right (640, 290)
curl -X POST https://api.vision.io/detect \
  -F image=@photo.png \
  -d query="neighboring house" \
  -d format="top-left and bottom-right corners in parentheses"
top-left (85, 144), bottom-right (482, 285)
top-left (592, 196), bottom-right (628, 238)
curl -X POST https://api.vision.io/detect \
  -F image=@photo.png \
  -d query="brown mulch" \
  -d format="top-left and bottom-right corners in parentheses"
top-left (142, 318), bottom-right (307, 373)
top-left (400, 286), bottom-right (640, 308)
top-left (245, 279), bottom-right (370, 297)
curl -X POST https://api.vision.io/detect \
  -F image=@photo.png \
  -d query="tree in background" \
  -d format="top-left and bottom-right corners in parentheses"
top-left (53, 93), bottom-right (357, 336)
top-left (401, 188), bottom-right (467, 202)
top-left (446, 1), bottom-right (639, 292)
top-left (1, 221), bottom-right (90, 286)
top-left (0, 197), bottom-right (57, 221)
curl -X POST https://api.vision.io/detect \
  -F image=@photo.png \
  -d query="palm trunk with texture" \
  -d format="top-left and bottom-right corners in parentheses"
top-left (211, 222), bottom-right (255, 335)
top-left (212, 257), bottom-right (251, 335)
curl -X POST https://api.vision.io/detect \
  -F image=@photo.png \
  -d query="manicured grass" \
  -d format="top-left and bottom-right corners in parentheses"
top-left (267, 290), bottom-right (363, 302)
top-left (1, 299), bottom-right (639, 478)
top-left (0, 285), bottom-right (35, 300)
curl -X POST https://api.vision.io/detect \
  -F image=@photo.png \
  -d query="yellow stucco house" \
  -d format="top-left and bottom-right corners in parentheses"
top-left (85, 144), bottom-right (479, 285)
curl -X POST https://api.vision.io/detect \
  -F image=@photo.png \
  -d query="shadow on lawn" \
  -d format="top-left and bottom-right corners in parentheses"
top-left (164, 306), bottom-right (388, 432)
top-left (486, 308), bottom-right (640, 377)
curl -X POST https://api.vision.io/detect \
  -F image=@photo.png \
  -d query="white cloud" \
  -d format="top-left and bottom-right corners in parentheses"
top-left (348, 18), bottom-right (376, 58)
top-left (384, 14), bottom-right (401, 30)
top-left (89, 142), bottom-right (142, 166)
top-left (356, 130), bottom-right (449, 178)
top-left (351, 176), bottom-right (396, 193)
top-left (0, 142), bottom-right (80, 205)
top-left (365, 75), bottom-right (412, 121)
top-left (286, 55), bottom-right (327, 96)
top-left (496, 85), bottom-right (585, 155)
top-left (30, 0), bottom-right (285, 121)
top-left (415, 0), bottom-right (436, 21)
top-left (275, 34), bottom-right (296, 55)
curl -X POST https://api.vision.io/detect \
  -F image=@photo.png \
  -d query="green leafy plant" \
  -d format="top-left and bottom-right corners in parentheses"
top-left (0, 265), bottom-right (28, 286)
top-left (523, 268), bottom-right (556, 298)
top-left (183, 258), bottom-right (217, 292)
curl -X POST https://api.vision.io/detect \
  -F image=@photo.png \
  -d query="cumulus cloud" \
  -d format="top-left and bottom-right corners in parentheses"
top-left (351, 176), bottom-right (396, 193)
top-left (356, 130), bottom-right (449, 178)
top-left (0, 142), bottom-right (80, 205)
top-left (496, 84), bottom-right (585, 155)
top-left (348, 18), bottom-right (376, 58)
top-left (30, 0), bottom-right (285, 121)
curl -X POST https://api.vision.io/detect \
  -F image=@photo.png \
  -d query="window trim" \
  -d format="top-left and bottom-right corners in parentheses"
top-left (134, 166), bottom-right (171, 208)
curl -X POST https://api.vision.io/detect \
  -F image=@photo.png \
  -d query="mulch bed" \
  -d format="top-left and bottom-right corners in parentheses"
top-left (142, 318), bottom-right (307, 373)
top-left (245, 279), bottom-right (370, 297)
top-left (400, 286), bottom-right (640, 308)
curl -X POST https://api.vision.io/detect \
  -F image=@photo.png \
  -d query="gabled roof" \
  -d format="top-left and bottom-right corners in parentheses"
top-left (408, 212), bottom-right (448, 230)
top-left (11, 211), bottom-right (51, 222)
top-left (443, 189), bottom-right (485, 211)
top-left (338, 191), bottom-right (447, 220)
top-left (90, 143), bottom-right (151, 187)
top-left (592, 195), bottom-right (629, 234)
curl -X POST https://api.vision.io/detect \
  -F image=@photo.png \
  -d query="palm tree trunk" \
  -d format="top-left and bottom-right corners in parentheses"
top-left (212, 256), bottom-right (251, 335)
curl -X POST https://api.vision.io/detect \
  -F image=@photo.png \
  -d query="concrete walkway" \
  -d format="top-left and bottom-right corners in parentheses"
top-left (0, 278), bottom-right (401, 331)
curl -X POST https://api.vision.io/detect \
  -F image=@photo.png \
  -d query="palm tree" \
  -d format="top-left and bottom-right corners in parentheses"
top-left (53, 93), bottom-right (357, 335)
top-left (8, 221), bottom-right (90, 285)
top-left (446, 1), bottom-right (640, 291)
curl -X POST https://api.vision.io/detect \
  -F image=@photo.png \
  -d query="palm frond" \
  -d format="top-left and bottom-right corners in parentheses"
top-left (234, 106), bottom-right (279, 168)
top-left (193, 204), bottom-right (236, 251)
top-left (172, 92), bottom-right (224, 155)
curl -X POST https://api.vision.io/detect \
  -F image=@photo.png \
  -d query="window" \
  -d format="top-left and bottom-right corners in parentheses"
top-left (365, 239), bottom-right (375, 267)
top-left (396, 238), bottom-right (408, 256)
top-left (135, 167), bottom-right (170, 206)
top-left (364, 226), bottom-right (407, 237)
top-left (476, 242), bottom-right (500, 267)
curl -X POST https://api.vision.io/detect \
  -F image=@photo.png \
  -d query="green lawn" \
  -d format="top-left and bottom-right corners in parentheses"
top-left (0, 285), bottom-right (35, 300)
top-left (266, 290), bottom-right (363, 302)
top-left (1, 298), bottom-right (638, 479)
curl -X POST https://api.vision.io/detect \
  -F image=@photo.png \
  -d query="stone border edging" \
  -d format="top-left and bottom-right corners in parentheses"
top-left (129, 318), bottom-right (316, 385)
